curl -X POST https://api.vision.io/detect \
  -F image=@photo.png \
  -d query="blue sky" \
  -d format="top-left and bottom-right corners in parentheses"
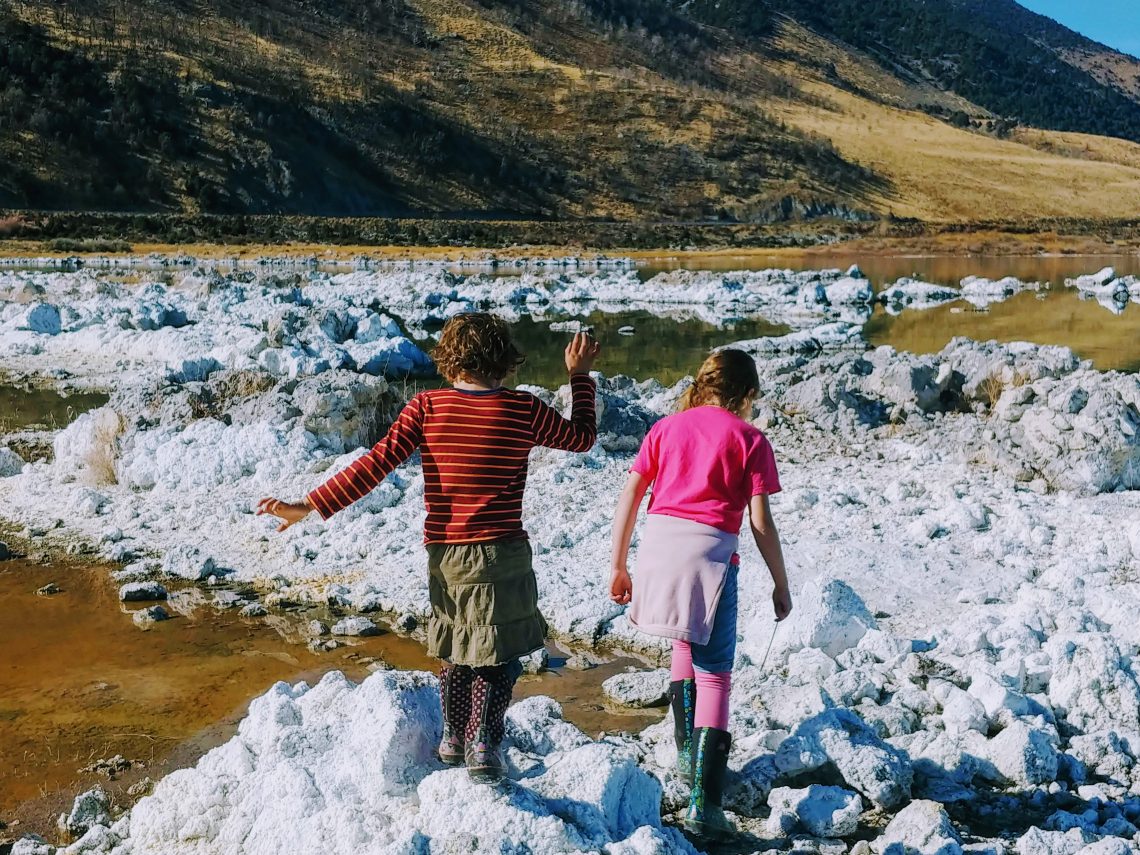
top-left (1019, 0), bottom-right (1140, 58)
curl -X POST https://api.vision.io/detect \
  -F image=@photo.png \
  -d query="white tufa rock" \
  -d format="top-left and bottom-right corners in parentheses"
top-left (775, 709), bottom-right (913, 809)
top-left (766, 784), bottom-right (863, 838)
top-left (980, 721), bottom-right (1060, 788)
top-left (876, 799), bottom-right (963, 855)
top-left (745, 578), bottom-right (877, 664)
top-left (118, 581), bottom-right (167, 602)
top-left (57, 786), bottom-right (111, 837)
top-left (0, 446), bottom-right (26, 477)
top-left (160, 544), bottom-right (218, 581)
top-left (330, 616), bottom-right (381, 637)
top-left (601, 669), bottom-right (671, 708)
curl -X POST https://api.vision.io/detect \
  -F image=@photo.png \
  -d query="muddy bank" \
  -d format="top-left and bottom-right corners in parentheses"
top-left (0, 544), bottom-right (661, 847)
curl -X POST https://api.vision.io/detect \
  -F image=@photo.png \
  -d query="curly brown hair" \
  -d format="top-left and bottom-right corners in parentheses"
top-left (431, 312), bottom-right (526, 383)
top-left (680, 349), bottom-right (760, 416)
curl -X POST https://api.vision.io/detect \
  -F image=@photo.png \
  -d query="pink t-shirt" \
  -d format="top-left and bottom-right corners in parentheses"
top-left (631, 406), bottom-right (781, 535)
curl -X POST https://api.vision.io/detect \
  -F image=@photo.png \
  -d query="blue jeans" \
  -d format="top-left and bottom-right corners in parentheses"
top-left (691, 562), bottom-right (738, 673)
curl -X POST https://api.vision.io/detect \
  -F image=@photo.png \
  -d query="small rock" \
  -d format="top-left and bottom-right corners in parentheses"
top-left (766, 784), bottom-right (863, 837)
top-left (10, 835), bottom-right (55, 855)
top-left (79, 755), bottom-right (133, 779)
top-left (57, 786), bottom-right (110, 836)
top-left (564, 651), bottom-right (601, 670)
top-left (211, 590), bottom-right (245, 609)
top-left (118, 581), bottom-right (167, 602)
top-left (126, 777), bottom-right (154, 798)
top-left (520, 648), bottom-right (549, 674)
top-left (132, 606), bottom-right (170, 627)
top-left (308, 620), bottom-right (330, 636)
top-left (308, 638), bottom-right (343, 653)
top-left (161, 545), bottom-right (218, 581)
top-left (330, 616), bottom-right (380, 637)
top-left (394, 613), bottom-right (418, 633)
top-left (982, 721), bottom-right (1060, 788)
top-left (601, 668), bottom-right (670, 708)
top-left (35, 582), bottom-right (62, 596)
top-left (878, 799), bottom-right (963, 855)
top-left (239, 602), bottom-right (267, 618)
top-left (0, 446), bottom-right (24, 476)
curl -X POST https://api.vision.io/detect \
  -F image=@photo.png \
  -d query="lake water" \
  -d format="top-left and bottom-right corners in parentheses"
top-left (500, 254), bottom-right (1140, 387)
top-left (0, 385), bottom-right (109, 432)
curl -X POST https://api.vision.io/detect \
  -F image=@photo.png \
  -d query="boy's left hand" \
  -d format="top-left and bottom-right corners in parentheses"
top-left (256, 497), bottom-right (311, 531)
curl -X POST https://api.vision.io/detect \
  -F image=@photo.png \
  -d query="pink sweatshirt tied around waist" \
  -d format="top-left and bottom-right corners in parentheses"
top-left (628, 513), bottom-right (738, 646)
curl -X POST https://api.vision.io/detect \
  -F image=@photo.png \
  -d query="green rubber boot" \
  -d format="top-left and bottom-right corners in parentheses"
top-left (669, 679), bottom-right (697, 781)
top-left (683, 727), bottom-right (736, 840)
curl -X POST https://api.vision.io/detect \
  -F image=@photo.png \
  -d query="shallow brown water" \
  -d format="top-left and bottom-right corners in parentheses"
top-left (0, 386), bottom-right (109, 432)
top-left (0, 556), bottom-right (662, 843)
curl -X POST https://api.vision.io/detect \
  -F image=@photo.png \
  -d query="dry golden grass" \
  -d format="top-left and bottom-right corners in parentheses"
top-left (83, 410), bottom-right (124, 486)
top-left (766, 23), bottom-right (1140, 222)
top-left (770, 83), bottom-right (1140, 221)
top-left (1012, 128), bottom-right (1140, 171)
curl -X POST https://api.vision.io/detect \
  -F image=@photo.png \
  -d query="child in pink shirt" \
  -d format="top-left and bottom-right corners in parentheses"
top-left (610, 349), bottom-right (792, 840)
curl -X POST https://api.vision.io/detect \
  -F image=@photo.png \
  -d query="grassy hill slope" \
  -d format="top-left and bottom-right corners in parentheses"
top-left (1, 0), bottom-right (1138, 223)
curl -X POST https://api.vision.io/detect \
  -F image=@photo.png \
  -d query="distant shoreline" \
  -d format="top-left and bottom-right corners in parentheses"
top-left (1, 211), bottom-right (1138, 259)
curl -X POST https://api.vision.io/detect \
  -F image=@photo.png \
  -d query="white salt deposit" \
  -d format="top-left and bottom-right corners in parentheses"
top-left (4, 262), bottom-right (1140, 854)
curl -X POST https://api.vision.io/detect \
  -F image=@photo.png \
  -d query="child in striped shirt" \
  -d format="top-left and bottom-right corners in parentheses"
top-left (258, 313), bottom-right (600, 783)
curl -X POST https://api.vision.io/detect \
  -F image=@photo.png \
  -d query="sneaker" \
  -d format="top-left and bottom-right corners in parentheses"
top-left (438, 724), bottom-right (465, 766)
top-left (464, 729), bottom-right (506, 783)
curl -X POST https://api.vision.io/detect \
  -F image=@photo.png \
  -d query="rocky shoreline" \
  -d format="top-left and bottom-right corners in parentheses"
top-left (2, 261), bottom-right (1140, 854)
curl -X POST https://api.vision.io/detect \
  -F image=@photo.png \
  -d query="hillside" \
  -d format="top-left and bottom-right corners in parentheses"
top-left (1, 0), bottom-right (1140, 223)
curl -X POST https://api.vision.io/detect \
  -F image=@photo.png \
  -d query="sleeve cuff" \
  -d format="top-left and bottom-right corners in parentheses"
top-left (305, 489), bottom-right (336, 520)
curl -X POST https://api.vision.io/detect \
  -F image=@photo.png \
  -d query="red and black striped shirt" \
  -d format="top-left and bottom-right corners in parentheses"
top-left (306, 375), bottom-right (597, 543)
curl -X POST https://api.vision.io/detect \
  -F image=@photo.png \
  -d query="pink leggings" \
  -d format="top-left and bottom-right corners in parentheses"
top-left (671, 640), bottom-right (731, 730)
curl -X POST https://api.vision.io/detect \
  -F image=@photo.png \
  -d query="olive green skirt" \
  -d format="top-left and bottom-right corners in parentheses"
top-left (425, 538), bottom-right (547, 667)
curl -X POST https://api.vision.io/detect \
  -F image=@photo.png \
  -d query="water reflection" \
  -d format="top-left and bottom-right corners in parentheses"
top-left (0, 386), bottom-right (109, 432)
top-left (866, 290), bottom-right (1140, 373)
top-left (505, 310), bottom-right (792, 388)
top-left (639, 254), bottom-right (1140, 286)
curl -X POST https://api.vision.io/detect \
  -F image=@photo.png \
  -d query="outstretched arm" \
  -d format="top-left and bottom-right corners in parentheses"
top-left (257, 396), bottom-right (425, 530)
top-left (609, 471), bottom-right (650, 604)
top-left (531, 332), bottom-right (601, 452)
top-left (749, 493), bottom-right (792, 621)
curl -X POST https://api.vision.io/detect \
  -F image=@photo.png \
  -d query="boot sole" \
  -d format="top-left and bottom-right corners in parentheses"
top-left (438, 751), bottom-right (465, 767)
top-left (682, 818), bottom-right (735, 841)
top-left (466, 766), bottom-right (506, 784)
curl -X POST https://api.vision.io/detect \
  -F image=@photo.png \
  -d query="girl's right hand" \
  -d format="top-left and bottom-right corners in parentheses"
top-left (609, 567), bottom-right (632, 605)
top-left (256, 497), bottom-right (311, 532)
top-left (773, 585), bottom-right (793, 622)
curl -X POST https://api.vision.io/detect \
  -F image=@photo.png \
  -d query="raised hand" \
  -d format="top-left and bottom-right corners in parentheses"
top-left (256, 496), bottom-right (311, 532)
top-left (565, 331), bottom-right (601, 375)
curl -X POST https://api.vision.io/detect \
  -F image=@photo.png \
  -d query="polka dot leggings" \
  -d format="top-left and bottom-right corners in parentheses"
top-left (439, 660), bottom-right (521, 745)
